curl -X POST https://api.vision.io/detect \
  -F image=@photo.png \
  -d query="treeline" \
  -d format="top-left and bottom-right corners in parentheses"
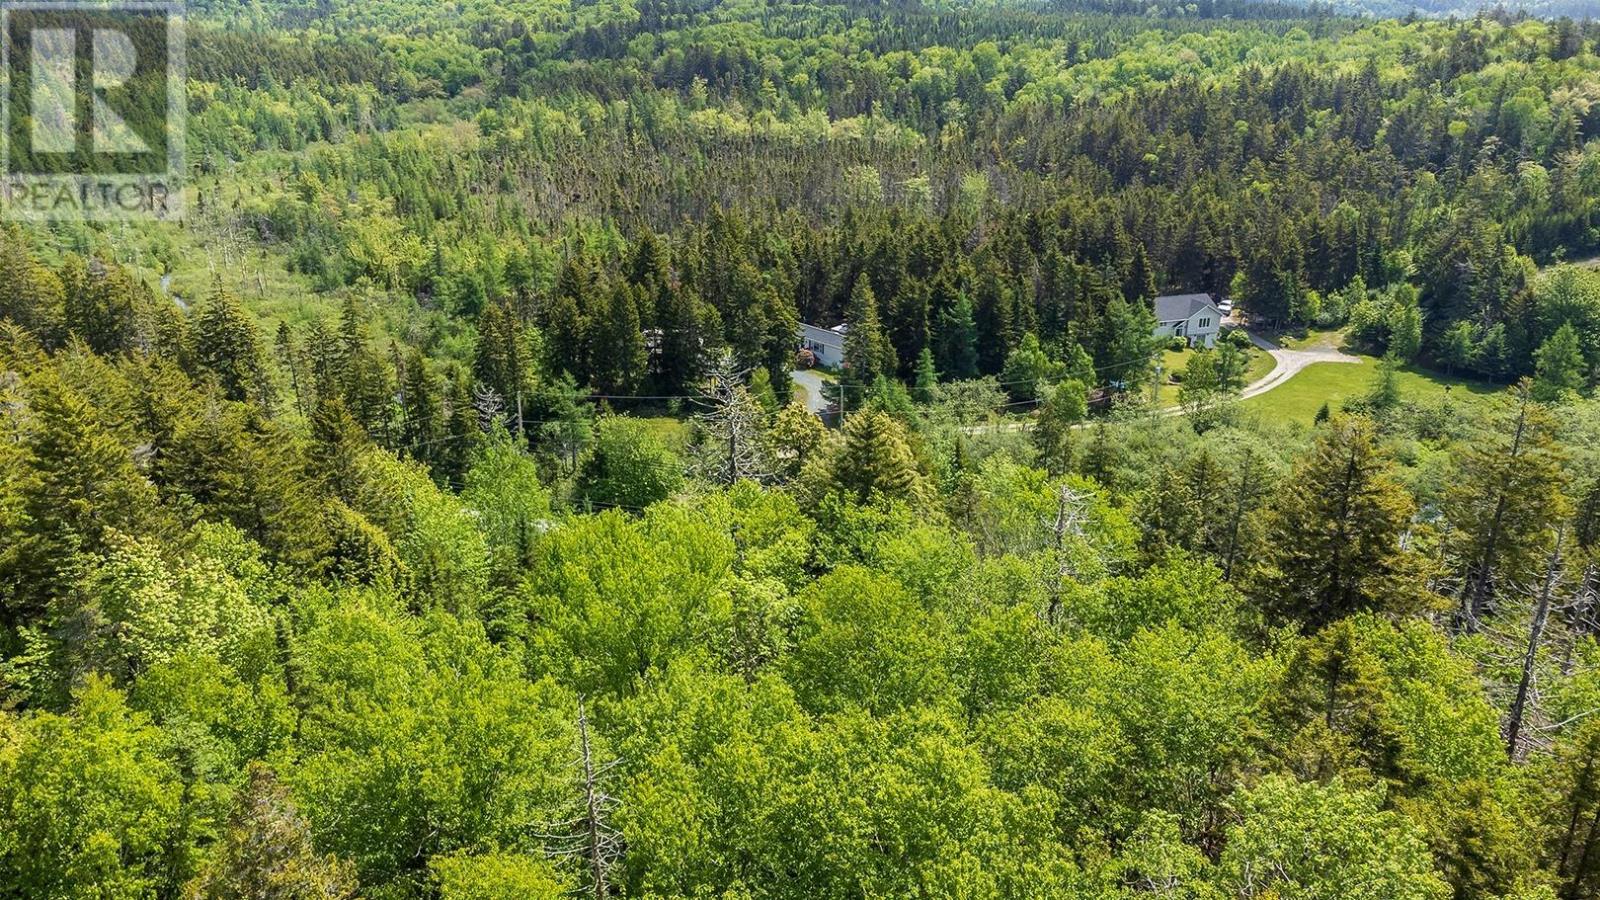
top-left (171, 10), bottom-right (1600, 398)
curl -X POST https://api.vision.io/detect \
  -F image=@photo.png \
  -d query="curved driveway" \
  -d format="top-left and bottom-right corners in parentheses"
top-left (1238, 330), bottom-right (1360, 400)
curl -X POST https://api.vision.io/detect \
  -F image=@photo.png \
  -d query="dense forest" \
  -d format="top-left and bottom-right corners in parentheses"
top-left (6, 0), bottom-right (1600, 898)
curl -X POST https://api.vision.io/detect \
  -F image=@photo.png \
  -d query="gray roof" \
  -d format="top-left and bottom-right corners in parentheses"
top-left (1153, 293), bottom-right (1218, 324)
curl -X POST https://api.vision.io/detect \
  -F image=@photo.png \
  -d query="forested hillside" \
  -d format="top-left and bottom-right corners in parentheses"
top-left (5, 1), bottom-right (1600, 898)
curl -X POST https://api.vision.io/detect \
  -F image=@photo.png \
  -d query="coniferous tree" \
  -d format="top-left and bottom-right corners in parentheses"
top-left (4, 371), bottom-right (157, 624)
top-left (542, 291), bottom-right (589, 385)
top-left (771, 399), bottom-right (827, 482)
top-left (1257, 415), bottom-right (1424, 628)
top-left (829, 410), bottom-right (923, 504)
top-left (436, 375), bottom-right (482, 487)
top-left (843, 276), bottom-right (895, 389)
top-left (1096, 298), bottom-right (1159, 396)
top-left (652, 280), bottom-right (705, 397)
top-left (400, 350), bottom-right (446, 469)
top-left (972, 265), bottom-right (1015, 376)
top-left (0, 228), bottom-right (65, 344)
top-left (532, 372), bottom-right (593, 478)
top-left (61, 257), bottom-right (151, 357)
top-left (590, 283), bottom-right (648, 396)
top-left (1548, 720), bottom-right (1600, 900)
top-left (162, 399), bottom-right (327, 569)
top-left (889, 277), bottom-right (930, 380)
top-left (936, 290), bottom-right (979, 382)
top-left (194, 281), bottom-right (274, 408)
top-left (693, 352), bottom-right (770, 486)
top-left (474, 301), bottom-right (536, 431)
top-left (335, 298), bottom-right (395, 444)
top-left (185, 763), bottom-right (357, 900)
top-left (1448, 385), bottom-right (1570, 628)
top-left (912, 348), bottom-right (939, 404)
top-left (307, 394), bottom-right (371, 505)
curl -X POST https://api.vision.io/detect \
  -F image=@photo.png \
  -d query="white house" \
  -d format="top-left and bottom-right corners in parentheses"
top-left (1152, 293), bottom-right (1222, 348)
top-left (799, 323), bottom-right (847, 368)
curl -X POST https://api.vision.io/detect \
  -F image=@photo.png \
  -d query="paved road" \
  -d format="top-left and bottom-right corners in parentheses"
top-left (1238, 330), bottom-right (1360, 400)
top-left (790, 369), bottom-right (832, 414)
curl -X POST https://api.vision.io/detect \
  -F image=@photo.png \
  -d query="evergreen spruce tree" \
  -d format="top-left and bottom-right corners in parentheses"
top-left (541, 291), bottom-right (589, 385)
top-left (936, 291), bottom-right (979, 381)
top-left (843, 276), bottom-right (896, 389)
top-left (0, 227), bottom-right (65, 344)
top-left (336, 298), bottom-right (395, 444)
top-left (1257, 414), bottom-right (1423, 628)
top-left (307, 394), bottom-right (371, 504)
top-left (831, 410), bottom-right (923, 504)
top-left (194, 281), bottom-right (274, 408)
top-left (912, 348), bottom-right (939, 404)
top-left (437, 375), bottom-right (482, 487)
top-left (185, 763), bottom-right (357, 899)
top-left (400, 350), bottom-right (446, 470)
top-left (652, 280), bottom-right (705, 397)
top-left (1448, 384), bottom-right (1570, 628)
top-left (590, 283), bottom-right (648, 396)
top-left (4, 371), bottom-right (157, 628)
top-left (473, 301), bottom-right (536, 431)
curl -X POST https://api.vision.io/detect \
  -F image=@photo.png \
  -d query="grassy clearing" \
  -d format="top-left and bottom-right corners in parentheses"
top-left (638, 416), bottom-right (694, 452)
top-left (1274, 328), bottom-right (1347, 352)
top-left (1153, 344), bottom-right (1276, 409)
top-left (1240, 357), bottom-right (1504, 425)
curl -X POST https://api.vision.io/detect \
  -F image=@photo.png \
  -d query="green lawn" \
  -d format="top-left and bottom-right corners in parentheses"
top-left (1274, 328), bottom-right (1347, 352)
top-left (1240, 357), bottom-right (1504, 425)
top-left (1154, 343), bottom-right (1276, 409)
top-left (639, 416), bottom-right (693, 452)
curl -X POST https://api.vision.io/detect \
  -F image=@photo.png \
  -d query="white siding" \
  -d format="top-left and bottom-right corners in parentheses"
top-left (1152, 307), bottom-right (1220, 348)
top-left (800, 324), bottom-right (845, 368)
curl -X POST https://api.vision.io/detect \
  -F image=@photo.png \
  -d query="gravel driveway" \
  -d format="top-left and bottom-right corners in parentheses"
top-left (790, 369), bottom-right (833, 414)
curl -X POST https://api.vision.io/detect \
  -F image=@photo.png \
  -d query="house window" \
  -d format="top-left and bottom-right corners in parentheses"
top-left (1198, 317), bottom-right (1210, 329)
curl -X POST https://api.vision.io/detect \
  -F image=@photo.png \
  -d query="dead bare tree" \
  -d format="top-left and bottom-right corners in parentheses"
top-left (536, 698), bottom-right (623, 900)
top-left (1047, 483), bottom-right (1089, 627)
top-left (693, 351), bottom-right (771, 486)
top-left (472, 384), bottom-right (505, 433)
top-left (1508, 527), bottom-right (1564, 760)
